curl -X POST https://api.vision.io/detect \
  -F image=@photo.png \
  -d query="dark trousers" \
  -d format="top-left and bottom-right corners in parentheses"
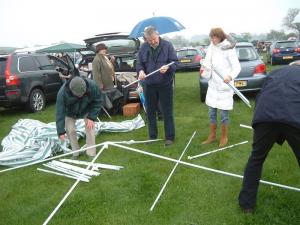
top-left (144, 82), bottom-right (175, 140)
top-left (239, 123), bottom-right (300, 209)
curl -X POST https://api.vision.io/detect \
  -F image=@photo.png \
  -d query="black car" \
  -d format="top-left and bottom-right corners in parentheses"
top-left (176, 47), bottom-right (204, 71)
top-left (0, 53), bottom-right (78, 112)
top-left (82, 32), bottom-right (140, 102)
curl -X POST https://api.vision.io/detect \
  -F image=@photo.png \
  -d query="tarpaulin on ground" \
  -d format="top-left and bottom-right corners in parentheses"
top-left (0, 115), bottom-right (145, 167)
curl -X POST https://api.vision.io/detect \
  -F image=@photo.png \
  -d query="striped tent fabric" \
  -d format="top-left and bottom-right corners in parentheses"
top-left (0, 115), bottom-right (145, 167)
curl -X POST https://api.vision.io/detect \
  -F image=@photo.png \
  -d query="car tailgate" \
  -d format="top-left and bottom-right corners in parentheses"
top-left (236, 61), bottom-right (258, 78)
top-left (0, 56), bottom-right (8, 98)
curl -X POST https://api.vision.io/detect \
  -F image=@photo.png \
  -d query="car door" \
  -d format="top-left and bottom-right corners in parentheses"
top-left (18, 55), bottom-right (43, 98)
top-left (34, 55), bottom-right (62, 97)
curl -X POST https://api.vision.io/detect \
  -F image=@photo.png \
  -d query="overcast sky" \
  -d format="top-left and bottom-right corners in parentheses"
top-left (0, 0), bottom-right (298, 47)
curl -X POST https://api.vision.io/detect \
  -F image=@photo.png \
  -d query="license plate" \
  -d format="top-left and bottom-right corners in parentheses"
top-left (234, 80), bottom-right (247, 87)
top-left (283, 56), bottom-right (293, 60)
top-left (180, 59), bottom-right (191, 63)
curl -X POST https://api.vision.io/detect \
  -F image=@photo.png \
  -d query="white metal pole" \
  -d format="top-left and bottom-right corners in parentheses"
top-left (200, 62), bottom-right (251, 108)
top-left (123, 62), bottom-right (175, 88)
top-left (43, 163), bottom-right (91, 180)
top-left (37, 168), bottom-right (89, 182)
top-left (101, 106), bottom-right (112, 120)
top-left (0, 142), bottom-right (107, 174)
top-left (50, 161), bottom-right (100, 176)
top-left (188, 141), bottom-right (248, 160)
top-left (42, 144), bottom-right (107, 225)
top-left (150, 131), bottom-right (196, 211)
top-left (111, 139), bottom-right (163, 145)
top-left (60, 159), bottom-right (123, 171)
top-left (108, 142), bottom-right (300, 192)
top-left (240, 124), bottom-right (253, 130)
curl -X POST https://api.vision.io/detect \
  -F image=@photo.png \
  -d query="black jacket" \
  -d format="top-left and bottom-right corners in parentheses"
top-left (253, 65), bottom-right (300, 130)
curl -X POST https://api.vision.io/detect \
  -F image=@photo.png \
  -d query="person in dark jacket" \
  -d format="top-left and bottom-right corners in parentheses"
top-left (238, 61), bottom-right (300, 213)
top-left (136, 26), bottom-right (178, 146)
top-left (56, 76), bottom-right (102, 158)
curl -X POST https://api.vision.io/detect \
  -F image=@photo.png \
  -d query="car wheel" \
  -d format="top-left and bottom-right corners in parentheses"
top-left (200, 93), bottom-right (206, 102)
top-left (28, 89), bottom-right (45, 112)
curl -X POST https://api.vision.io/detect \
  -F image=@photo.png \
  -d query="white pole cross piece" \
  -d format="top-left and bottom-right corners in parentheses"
top-left (150, 131), bottom-right (196, 211)
top-left (108, 142), bottom-right (300, 193)
top-left (188, 141), bottom-right (248, 160)
top-left (42, 144), bottom-right (107, 225)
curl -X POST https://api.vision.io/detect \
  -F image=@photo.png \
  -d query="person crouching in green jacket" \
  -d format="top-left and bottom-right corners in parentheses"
top-left (56, 76), bottom-right (102, 158)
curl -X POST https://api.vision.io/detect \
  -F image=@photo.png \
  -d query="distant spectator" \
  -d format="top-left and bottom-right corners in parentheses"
top-left (92, 43), bottom-right (115, 91)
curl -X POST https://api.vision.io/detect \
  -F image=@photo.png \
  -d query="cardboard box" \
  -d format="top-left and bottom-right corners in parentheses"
top-left (123, 103), bottom-right (140, 116)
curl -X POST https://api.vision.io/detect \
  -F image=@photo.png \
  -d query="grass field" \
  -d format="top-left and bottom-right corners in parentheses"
top-left (0, 70), bottom-right (300, 225)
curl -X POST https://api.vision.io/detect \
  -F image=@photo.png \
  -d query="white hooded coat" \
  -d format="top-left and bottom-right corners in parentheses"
top-left (201, 39), bottom-right (241, 110)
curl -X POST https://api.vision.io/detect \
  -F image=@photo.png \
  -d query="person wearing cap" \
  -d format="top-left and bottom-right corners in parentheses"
top-left (92, 43), bottom-right (115, 90)
top-left (238, 61), bottom-right (300, 213)
top-left (136, 26), bottom-right (178, 146)
top-left (56, 76), bottom-right (102, 158)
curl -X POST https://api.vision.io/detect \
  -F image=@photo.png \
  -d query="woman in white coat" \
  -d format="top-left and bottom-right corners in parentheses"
top-left (200, 28), bottom-right (241, 147)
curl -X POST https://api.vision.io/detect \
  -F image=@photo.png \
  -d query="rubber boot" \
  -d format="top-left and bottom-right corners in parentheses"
top-left (219, 124), bottom-right (228, 147)
top-left (202, 124), bottom-right (217, 144)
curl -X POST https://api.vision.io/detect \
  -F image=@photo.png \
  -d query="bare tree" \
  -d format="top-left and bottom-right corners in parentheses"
top-left (282, 8), bottom-right (300, 36)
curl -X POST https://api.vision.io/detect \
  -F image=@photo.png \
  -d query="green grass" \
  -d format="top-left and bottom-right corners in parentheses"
top-left (0, 71), bottom-right (300, 225)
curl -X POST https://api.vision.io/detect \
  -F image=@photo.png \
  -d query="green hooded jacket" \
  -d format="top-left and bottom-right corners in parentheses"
top-left (56, 77), bottom-right (103, 135)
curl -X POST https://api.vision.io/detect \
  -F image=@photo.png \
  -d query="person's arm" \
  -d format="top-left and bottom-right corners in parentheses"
top-left (92, 58), bottom-right (104, 90)
top-left (136, 48), bottom-right (147, 80)
top-left (56, 86), bottom-right (66, 137)
top-left (200, 44), bottom-right (213, 79)
top-left (224, 49), bottom-right (241, 83)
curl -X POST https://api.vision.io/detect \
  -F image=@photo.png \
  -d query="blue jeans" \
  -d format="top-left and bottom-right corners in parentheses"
top-left (144, 82), bottom-right (175, 140)
top-left (208, 107), bottom-right (229, 125)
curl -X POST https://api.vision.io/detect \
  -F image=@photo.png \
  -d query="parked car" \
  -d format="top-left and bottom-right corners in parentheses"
top-left (267, 40), bottom-right (300, 65)
top-left (0, 53), bottom-right (78, 112)
top-left (176, 47), bottom-right (204, 71)
top-left (82, 32), bottom-right (140, 102)
top-left (199, 42), bottom-right (267, 102)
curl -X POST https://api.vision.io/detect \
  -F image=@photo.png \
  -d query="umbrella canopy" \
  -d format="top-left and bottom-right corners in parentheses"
top-left (36, 43), bottom-right (86, 53)
top-left (129, 16), bottom-right (185, 38)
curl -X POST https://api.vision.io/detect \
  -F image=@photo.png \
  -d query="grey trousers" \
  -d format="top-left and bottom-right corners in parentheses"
top-left (65, 116), bottom-right (96, 157)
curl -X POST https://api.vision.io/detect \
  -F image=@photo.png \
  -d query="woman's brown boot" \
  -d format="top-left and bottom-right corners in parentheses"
top-left (219, 124), bottom-right (228, 147)
top-left (202, 124), bottom-right (217, 144)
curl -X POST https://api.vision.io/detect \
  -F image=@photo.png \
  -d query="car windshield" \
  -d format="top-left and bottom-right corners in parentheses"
top-left (177, 49), bottom-right (197, 58)
top-left (276, 42), bottom-right (297, 48)
top-left (236, 47), bottom-right (258, 61)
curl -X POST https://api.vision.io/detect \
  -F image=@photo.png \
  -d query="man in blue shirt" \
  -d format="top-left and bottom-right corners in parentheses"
top-left (136, 26), bottom-right (178, 146)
